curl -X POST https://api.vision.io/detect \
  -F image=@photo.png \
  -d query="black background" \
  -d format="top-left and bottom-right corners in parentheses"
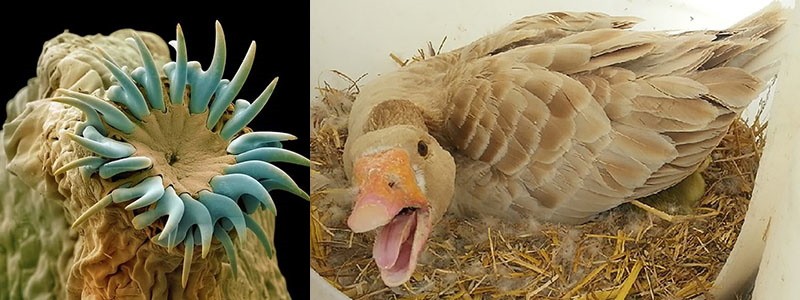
top-left (0, 6), bottom-right (310, 299)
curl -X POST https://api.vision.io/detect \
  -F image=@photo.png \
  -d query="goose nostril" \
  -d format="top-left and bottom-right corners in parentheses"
top-left (398, 207), bottom-right (417, 216)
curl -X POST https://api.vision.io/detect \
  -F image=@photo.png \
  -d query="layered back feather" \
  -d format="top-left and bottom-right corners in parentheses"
top-left (351, 4), bottom-right (787, 223)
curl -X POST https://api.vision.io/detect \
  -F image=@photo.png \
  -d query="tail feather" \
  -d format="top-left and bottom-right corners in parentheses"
top-left (708, 2), bottom-right (790, 81)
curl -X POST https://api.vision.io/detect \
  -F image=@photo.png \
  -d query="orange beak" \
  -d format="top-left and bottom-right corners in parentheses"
top-left (347, 148), bottom-right (427, 233)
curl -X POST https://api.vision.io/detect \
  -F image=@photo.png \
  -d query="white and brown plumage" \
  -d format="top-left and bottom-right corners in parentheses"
top-left (342, 6), bottom-right (786, 286)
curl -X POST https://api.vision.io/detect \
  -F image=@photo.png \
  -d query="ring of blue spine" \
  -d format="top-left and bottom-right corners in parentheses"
top-left (51, 22), bottom-right (309, 286)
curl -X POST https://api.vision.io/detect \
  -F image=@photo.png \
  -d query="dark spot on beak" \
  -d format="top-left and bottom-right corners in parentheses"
top-left (398, 207), bottom-right (417, 216)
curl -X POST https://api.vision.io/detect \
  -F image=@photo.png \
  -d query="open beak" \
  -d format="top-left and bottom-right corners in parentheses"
top-left (347, 148), bottom-right (432, 287)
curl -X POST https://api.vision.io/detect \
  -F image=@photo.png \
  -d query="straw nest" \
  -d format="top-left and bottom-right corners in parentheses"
top-left (310, 49), bottom-right (767, 299)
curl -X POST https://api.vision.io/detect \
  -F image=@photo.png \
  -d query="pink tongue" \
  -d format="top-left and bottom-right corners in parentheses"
top-left (373, 211), bottom-right (417, 269)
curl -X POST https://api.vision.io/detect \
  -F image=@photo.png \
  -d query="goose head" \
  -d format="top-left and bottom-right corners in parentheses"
top-left (344, 124), bottom-right (455, 286)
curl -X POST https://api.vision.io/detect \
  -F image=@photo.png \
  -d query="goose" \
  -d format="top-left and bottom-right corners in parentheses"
top-left (342, 5), bottom-right (787, 287)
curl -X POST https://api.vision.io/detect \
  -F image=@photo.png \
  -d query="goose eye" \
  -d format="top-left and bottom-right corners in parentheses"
top-left (417, 140), bottom-right (428, 157)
